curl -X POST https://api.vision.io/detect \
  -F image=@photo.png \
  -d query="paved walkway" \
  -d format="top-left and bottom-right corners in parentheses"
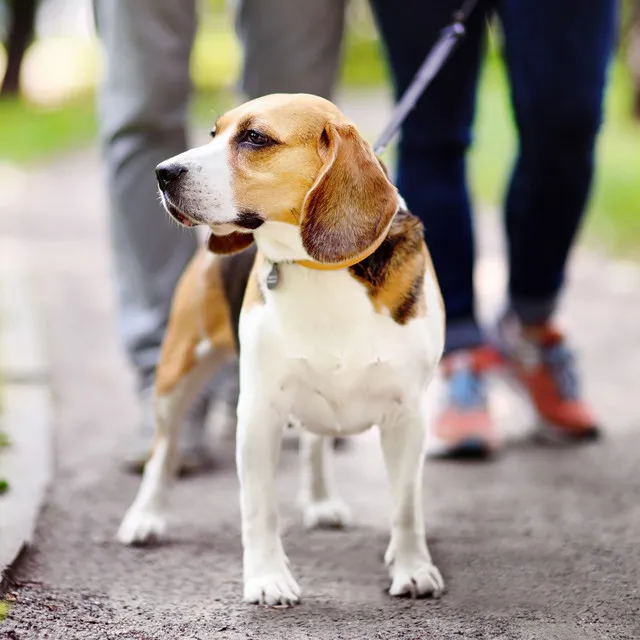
top-left (1, 95), bottom-right (640, 639)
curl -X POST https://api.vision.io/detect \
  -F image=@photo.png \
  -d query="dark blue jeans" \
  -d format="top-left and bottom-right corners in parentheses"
top-left (369, 0), bottom-right (618, 352)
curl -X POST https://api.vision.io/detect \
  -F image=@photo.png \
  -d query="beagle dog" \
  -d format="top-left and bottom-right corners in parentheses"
top-left (117, 94), bottom-right (446, 606)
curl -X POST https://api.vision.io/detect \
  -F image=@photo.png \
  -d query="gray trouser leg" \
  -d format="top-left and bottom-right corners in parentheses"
top-left (234, 0), bottom-right (348, 99)
top-left (94, 0), bottom-right (198, 391)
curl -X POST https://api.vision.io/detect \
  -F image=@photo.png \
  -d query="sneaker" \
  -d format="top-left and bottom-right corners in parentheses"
top-left (122, 383), bottom-right (215, 475)
top-left (431, 346), bottom-right (501, 459)
top-left (494, 312), bottom-right (599, 443)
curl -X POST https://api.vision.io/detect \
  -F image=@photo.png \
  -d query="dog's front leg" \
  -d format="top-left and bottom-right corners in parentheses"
top-left (380, 397), bottom-right (445, 598)
top-left (237, 393), bottom-right (300, 606)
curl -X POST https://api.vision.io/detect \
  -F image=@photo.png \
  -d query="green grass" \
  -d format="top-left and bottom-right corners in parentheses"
top-left (341, 33), bottom-right (389, 88)
top-left (0, 600), bottom-right (11, 621)
top-left (0, 93), bottom-right (96, 164)
top-left (590, 67), bottom-right (640, 254)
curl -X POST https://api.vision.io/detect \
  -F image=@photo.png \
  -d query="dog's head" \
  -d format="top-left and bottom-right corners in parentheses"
top-left (155, 94), bottom-right (398, 265)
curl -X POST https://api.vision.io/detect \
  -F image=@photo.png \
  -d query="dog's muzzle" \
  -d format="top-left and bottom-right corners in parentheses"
top-left (155, 162), bottom-right (197, 227)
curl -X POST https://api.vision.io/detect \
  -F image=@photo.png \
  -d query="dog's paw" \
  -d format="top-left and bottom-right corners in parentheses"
top-left (388, 557), bottom-right (445, 598)
top-left (116, 507), bottom-right (166, 545)
top-left (302, 498), bottom-right (351, 530)
top-left (244, 569), bottom-right (301, 607)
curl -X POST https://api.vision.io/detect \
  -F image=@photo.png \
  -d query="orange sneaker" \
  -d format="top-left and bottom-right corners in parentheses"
top-left (494, 312), bottom-right (600, 443)
top-left (431, 346), bottom-right (502, 459)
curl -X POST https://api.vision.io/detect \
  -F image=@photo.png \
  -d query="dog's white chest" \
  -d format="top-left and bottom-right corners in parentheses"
top-left (284, 356), bottom-right (406, 435)
top-left (240, 264), bottom-right (444, 436)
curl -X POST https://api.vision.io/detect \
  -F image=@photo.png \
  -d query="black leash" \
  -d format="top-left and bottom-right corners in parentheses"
top-left (372, 0), bottom-right (482, 156)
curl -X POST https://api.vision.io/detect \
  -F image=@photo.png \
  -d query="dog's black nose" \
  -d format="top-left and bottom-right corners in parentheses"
top-left (156, 163), bottom-right (188, 189)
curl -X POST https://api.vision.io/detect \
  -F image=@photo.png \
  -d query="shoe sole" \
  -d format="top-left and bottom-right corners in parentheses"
top-left (429, 436), bottom-right (496, 461)
top-left (535, 420), bottom-right (601, 445)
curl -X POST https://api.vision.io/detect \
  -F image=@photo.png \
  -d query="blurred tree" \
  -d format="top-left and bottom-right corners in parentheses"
top-left (1, 0), bottom-right (38, 97)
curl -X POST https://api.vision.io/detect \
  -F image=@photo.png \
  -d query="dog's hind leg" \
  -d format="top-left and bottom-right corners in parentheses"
top-left (297, 431), bottom-right (351, 529)
top-left (117, 351), bottom-right (227, 545)
top-left (117, 251), bottom-right (235, 545)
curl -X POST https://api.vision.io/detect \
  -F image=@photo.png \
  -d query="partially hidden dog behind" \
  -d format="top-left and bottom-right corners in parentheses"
top-left (117, 93), bottom-right (446, 606)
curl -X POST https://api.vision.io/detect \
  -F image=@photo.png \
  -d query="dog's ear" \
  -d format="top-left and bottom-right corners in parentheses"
top-left (206, 231), bottom-right (254, 255)
top-left (300, 122), bottom-right (397, 265)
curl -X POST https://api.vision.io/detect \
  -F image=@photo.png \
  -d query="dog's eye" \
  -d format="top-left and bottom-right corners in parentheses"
top-left (241, 129), bottom-right (270, 147)
top-left (209, 127), bottom-right (216, 139)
